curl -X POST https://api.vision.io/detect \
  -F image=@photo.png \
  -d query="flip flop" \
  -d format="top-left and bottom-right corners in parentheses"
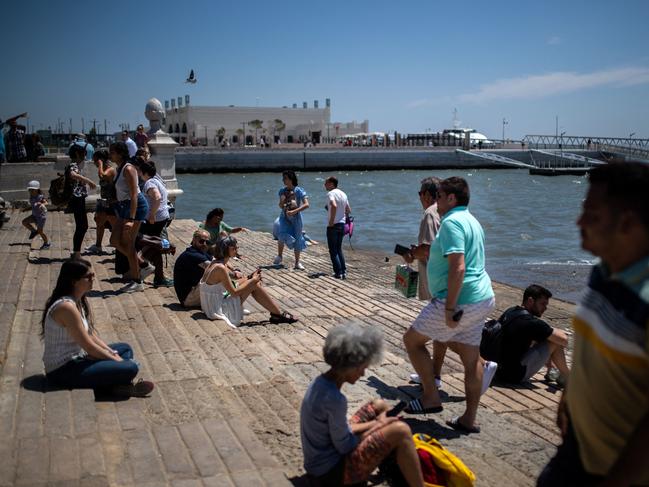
top-left (404, 398), bottom-right (443, 415)
top-left (446, 416), bottom-right (480, 434)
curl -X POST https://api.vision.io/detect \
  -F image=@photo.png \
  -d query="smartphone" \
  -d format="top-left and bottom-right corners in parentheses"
top-left (394, 244), bottom-right (410, 256)
top-left (452, 309), bottom-right (464, 322)
top-left (386, 401), bottom-right (407, 417)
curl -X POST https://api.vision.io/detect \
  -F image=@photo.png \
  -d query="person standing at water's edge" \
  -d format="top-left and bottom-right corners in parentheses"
top-left (273, 170), bottom-right (309, 270)
top-left (403, 177), bottom-right (441, 299)
top-left (324, 176), bottom-right (351, 279)
top-left (403, 177), bottom-right (450, 390)
top-left (403, 177), bottom-right (495, 434)
top-left (538, 162), bottom-right (649, 487)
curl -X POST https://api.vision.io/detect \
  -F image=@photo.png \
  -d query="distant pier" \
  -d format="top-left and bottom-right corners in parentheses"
top-left (174, 147), bottom-right (606, 173)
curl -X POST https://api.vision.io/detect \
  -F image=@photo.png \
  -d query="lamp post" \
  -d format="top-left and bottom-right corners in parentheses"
top-left (502, 118), bottom-right (508, 146)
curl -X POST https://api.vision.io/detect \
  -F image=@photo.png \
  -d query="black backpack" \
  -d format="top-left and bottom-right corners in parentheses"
top-left (480, 308), bottom-right (529, 361)
top-left (48, 165), bottom-right (73, 207)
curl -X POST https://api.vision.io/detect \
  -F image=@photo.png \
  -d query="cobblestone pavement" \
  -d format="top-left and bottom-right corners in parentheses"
top-left (0, 211), bottom-right (574, 486)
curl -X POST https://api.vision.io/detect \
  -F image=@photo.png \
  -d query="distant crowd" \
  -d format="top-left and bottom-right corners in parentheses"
top-left (15, 130), bottom-right (648, 487)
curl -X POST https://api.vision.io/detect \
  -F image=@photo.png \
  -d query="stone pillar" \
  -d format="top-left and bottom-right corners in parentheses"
top-left (144, 98), bottom-right (183, 202)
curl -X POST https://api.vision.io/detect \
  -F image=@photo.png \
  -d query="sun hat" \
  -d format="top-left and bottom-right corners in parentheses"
top-left (27, 180), bottom-right (40, 190)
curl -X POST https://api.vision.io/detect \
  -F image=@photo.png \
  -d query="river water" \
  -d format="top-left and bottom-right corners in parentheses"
top-left (175, 169), bottom-right (594, 303)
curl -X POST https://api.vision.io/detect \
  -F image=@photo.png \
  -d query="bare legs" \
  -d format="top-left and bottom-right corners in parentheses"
top-left (432, 341), bottom-right (447, 379)
top-left (22, 217), bottom-right (48, 245)
top-left (276, 242), bottom-right (284, 260)
top-left (275, 242), bottom-right (301, 266)
top-left (447, 341), bottom-right (482, 428)
top-left (204, 272), bottom-right (283, 316)
top-left (94, 212), bottom-right (115, 248)
top-left (404, 329), bottom-right (483, 429)
top-left (353, 399), bottom-right (424, 487)
top-left (547, 341), bottom-right (569, 377)
top-left (404, 328), bottom-right (442, 409)
top-left (110, 220), bottom-right (142, 281)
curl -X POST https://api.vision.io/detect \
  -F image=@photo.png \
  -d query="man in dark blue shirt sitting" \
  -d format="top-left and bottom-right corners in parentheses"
top-left (485, 284), bottom-right (569, 386)
top-left (173, 229), bottom-right (212, 307)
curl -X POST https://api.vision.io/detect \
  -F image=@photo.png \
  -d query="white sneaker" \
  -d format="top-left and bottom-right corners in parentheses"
top-left (122, 281), bottom-right (145, 293)
top-left (85, 244), bottom-right (103, 255)
top-left (409, 373), bottom-right (442, 389)
top-left (481, 361), bottom-right (498, 395)
top-left (243, 308), bottom-right (251, 316)
top-left (294, 262), bottom-right (305, 270)
top-left (140, 264), bottom-right (155, 280)
top-left (272, 255), bottom-right (283, 265)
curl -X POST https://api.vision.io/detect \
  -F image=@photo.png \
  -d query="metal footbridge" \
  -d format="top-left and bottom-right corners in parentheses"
top-left (523, 134), bottom-right (649, 161)
top-left (455, 149), bottom-right (535, 168)
top-left (530, 149), bottom-right (606, 167)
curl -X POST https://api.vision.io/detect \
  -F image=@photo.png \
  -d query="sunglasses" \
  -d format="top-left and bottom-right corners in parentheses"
top-left (196, 238), bottom-right (210, 245)
top-left (82, 272), bottom-right (95, 280)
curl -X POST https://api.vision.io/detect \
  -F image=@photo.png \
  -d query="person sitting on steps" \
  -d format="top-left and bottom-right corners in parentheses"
top-left (41, 258), bottom-right (154, 397)
top-left (485, 284), bottom-right (569, 387)
top-left (200, 236), bottom-right (298, 327)
top-left (300, 324), bottom-right (424, 487)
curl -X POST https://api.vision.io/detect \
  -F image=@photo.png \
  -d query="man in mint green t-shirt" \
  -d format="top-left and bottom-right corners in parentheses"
top-left (403, 177), bottom-right (495, 434)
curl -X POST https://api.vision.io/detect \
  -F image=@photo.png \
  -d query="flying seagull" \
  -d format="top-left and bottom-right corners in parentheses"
top-left (186, 69), bottom-right (197, 84)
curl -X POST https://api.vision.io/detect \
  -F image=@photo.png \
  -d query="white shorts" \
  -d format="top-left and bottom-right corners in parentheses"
top-left (411, 297), bottom-right (496, 347)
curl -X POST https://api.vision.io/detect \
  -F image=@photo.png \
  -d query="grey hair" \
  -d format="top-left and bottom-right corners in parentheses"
top-left (323, 324), bottom-right (384, 369)
top-left (420, 176), bottom-right (441, 199)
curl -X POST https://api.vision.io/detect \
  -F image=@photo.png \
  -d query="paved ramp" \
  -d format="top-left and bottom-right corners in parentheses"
top-left (456, 149), bottom-right (535, 168)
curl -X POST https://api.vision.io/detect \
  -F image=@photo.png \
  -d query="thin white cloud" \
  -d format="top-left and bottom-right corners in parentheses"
top-left (547, 36), bottom-right (561, 45)
top-left (457, 66), bottom-right (649, 103)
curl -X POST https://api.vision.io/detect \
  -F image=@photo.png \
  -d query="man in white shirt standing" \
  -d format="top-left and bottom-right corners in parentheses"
top-left (324, 176), bottom-right (351, 279)
top-left (121, 130), bottom-right (137, 158)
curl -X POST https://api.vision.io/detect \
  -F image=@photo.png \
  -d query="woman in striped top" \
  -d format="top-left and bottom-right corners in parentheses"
top-left (41, 258), bottom-right (154, 397)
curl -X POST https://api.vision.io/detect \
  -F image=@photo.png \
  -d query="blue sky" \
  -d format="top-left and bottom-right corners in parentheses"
top-left (2, 0), bottom-right (648, 138)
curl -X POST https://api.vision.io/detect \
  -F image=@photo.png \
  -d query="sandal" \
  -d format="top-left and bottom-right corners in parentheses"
top-left (404, 398), bottom-right (443, 415)
top-left (446, 416), bottom-right (480, 434)
top-left (270, 311), bottom-right (298, 324)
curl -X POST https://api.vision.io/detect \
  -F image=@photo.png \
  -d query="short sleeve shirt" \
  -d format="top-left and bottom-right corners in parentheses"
top-left (199, 221), bottom-right (234, 244)
top-left (326, 188), bottom-right (348, 225)
top-left (498, 306), bottom-right (554, 381)
top-left (142, 177), bottom-right (169, 222)
top-left (30, 194), bottom-right (47, 218)
top-left (427, 206), bottom-right (494, 304)
top-left (279, 186), bottom-right (307, 206)
top-left (173, 246), bottom-right (212, 303)
top-left (68, 162), bottom-right (88, 198)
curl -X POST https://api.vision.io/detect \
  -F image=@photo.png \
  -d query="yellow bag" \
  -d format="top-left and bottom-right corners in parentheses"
top-left (413, 433), bottom-right (476, 487)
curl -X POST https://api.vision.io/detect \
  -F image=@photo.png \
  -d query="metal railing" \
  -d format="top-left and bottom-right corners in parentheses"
top-left (522, 134), bottom-right (649, 152)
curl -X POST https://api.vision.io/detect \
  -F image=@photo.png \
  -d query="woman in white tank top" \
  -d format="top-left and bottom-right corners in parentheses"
top-left (200, 237), bottom-right (298, 326)
top-left (41, 258), bottom-right (154, 397)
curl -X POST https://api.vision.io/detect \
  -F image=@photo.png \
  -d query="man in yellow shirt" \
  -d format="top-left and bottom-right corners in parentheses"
top-left (538, 162), bottom-right (649, 486)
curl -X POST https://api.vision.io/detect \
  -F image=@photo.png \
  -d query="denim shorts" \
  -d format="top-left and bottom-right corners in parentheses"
top-left (116, 193), bottom-right (148, 221)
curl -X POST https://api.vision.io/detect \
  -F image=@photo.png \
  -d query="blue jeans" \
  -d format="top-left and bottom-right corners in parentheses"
top-left (46, 342), bottom-right (139, 389)
top-left (326, 223), bottom-right (346, 276)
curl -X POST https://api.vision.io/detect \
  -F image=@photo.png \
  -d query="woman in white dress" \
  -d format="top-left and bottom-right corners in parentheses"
top-left (200, 236), bottom-right (298, 328)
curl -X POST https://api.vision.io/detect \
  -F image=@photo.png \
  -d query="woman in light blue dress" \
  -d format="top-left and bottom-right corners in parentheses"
top-left (273, 170), bottom-right (309, 270)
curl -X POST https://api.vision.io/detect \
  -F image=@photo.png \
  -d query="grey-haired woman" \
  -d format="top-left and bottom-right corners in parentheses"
top-left (300, 324), bottom-right (424, 486)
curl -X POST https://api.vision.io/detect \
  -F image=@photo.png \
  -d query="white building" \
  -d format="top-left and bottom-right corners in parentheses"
top-left (162, 97), bottom-right (368, 146)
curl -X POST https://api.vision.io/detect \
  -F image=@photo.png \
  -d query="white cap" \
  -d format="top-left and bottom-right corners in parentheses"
top-left (27, 180), bottom-right (40, 190)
